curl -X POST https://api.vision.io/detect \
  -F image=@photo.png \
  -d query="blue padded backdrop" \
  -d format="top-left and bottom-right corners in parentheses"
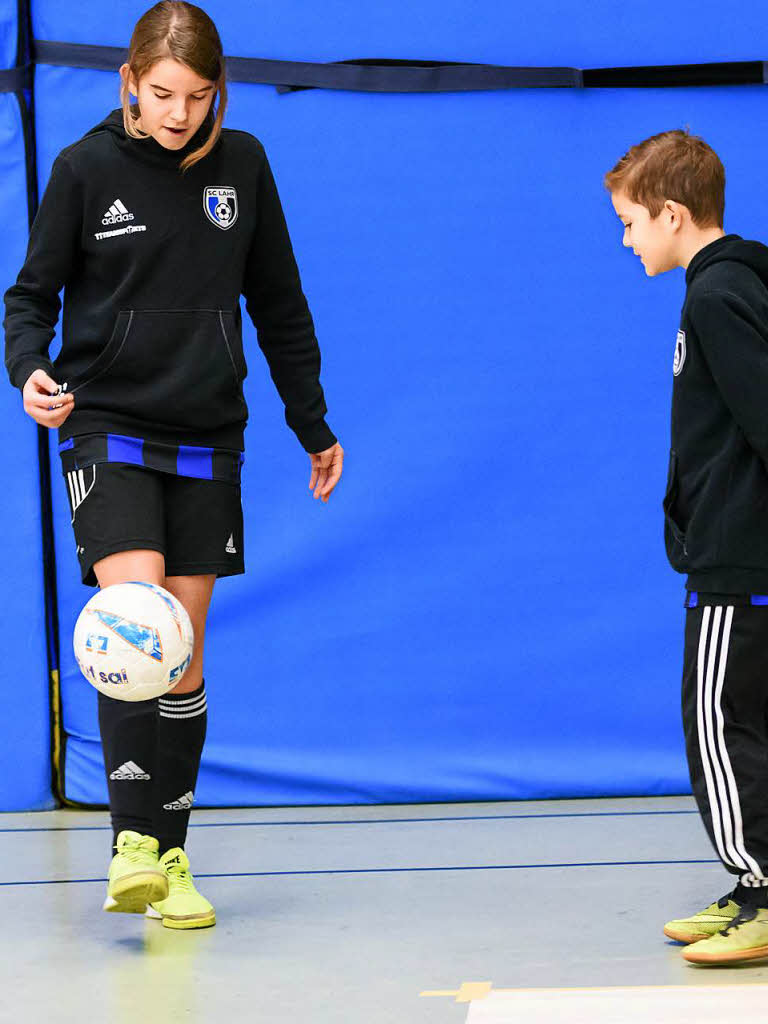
top-left (30, 1), bottom-right (768, 805)
top-left (0, 0), bottom-right (53, 810)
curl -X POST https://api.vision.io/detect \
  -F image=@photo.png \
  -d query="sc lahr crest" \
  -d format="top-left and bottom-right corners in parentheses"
top-left (203, 186), bottom-right (238, 230)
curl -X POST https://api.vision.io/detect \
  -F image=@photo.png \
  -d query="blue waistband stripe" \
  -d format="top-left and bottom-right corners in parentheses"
top-left (177, 445), bottom-right (214, 480)
top-left (107, 433), bottom-right (144, 466)
top-left (686, 592), bottom-right (768, 608)
top-left (59, 433), bottom-right (242, 482)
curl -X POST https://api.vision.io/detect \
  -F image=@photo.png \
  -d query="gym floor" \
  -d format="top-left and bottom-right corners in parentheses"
top-left (2, 795), bottom-right (767, 1023)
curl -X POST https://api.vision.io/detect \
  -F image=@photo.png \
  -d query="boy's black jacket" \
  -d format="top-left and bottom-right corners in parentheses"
top-left (667, 233), bottom-right (768, 592)
top-left (2, 107), bottom-right (336, 454)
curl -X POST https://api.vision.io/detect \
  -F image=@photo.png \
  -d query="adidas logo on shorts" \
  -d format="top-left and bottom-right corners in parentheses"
top-left (225, 533), bottom-right (237, 554)
top-left (102, 198), bottom-right (134, 225)
top-left (163, 790), bottom-right (194, 811)
top-left (109, 760), bottom-right (150, 781)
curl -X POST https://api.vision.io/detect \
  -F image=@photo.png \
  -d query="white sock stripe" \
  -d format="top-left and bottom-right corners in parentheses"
top-left (712, 606), bottom-right (764, 879)
top-left (158, 699), bottom-right (206, 714)
top-left (158, 690), bottom-right (206, 707)
top-left (158, 701), bottom-right (206, 713)
top-left (159, 705), bottom-right (207, 719)
top-left (703, 606), bottom-right (748, 871)
top-left (159, 699), bottom-right (207, 713)
top-left (696, 607), bottom-right (733, 869)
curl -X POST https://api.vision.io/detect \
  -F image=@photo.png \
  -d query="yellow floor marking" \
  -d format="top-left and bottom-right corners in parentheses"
top-left (420, 982), bottom-right (492, 1002)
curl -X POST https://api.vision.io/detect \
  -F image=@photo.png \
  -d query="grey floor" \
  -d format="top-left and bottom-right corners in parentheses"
top-left (2, 796), bottom-right (768, 1023)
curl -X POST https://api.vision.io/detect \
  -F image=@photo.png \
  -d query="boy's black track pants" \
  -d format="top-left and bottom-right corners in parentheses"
top-left (683, 599), bottom-right (768, 890)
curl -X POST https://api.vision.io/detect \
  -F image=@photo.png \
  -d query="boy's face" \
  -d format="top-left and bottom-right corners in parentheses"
top-left (611, 191), bottom-right (681, 277)
top-left (121, 58), bottom-right (216, 151)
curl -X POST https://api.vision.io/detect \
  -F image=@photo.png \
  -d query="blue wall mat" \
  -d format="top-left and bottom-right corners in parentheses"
top-left (32, 0), bottom-right (768, 66)
top-left (0, 0), bottom-right (14, 69)
top-left (0, 0), bottom-right (54, 809)
top-left (30, 6), bottom-right (768, 804)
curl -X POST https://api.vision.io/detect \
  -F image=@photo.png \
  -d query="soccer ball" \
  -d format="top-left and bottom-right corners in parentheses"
top-left (215, 201), bottom-right (231, 223)
top-left (73, 581), bottom-right (194, 701)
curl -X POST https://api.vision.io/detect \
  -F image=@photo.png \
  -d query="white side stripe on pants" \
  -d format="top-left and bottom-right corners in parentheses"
top-left (66, 465), bottom-right (97, 524)
top-left (696, 605), bottom-right (764, 880)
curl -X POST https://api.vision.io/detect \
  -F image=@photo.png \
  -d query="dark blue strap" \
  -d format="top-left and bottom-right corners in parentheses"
top-left (263, 59), bottom-right (583, 93)
top-left (32, 43), bottom-right (768, 93)
top-left (583, 60), bottom-right (767, 89)
top-left (0, 64), bottom-right (32, 93)
top-left (33, 42), bottom-right (581, 91)
top-left (33, 41), bottom-right (126, 71)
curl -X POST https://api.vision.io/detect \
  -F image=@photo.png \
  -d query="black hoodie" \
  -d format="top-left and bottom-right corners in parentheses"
top-left (3, 107), bottom-right (336, 454)
top-left (666, 234), bottom-right (768, 592)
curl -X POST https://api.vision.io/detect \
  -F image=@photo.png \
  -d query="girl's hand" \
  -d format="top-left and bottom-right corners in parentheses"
top-left (308, 441), bottom-right (344, 503)
top-left (23, 369), bottom-right (75, 428)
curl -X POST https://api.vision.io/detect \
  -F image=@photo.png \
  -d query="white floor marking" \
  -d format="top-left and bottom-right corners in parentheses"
top-left (463, 984), bottom-right (768, 1022)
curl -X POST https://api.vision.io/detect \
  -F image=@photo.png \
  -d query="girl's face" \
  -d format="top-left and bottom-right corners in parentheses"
top-left (122, 57), bottom-right (216, 150)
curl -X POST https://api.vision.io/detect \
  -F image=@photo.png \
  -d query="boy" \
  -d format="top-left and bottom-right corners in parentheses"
top-left (606, 128), bottom-right (768, 965)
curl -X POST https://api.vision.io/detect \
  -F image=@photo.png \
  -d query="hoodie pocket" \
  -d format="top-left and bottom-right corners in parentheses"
top-left (69, 308), bottom-right (248, 431)
top-left (663, 448), bottom-right (688, 560)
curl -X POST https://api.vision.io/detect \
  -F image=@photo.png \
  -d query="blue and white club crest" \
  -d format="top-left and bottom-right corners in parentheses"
top-left (204, 186), bottom-right (238, 230)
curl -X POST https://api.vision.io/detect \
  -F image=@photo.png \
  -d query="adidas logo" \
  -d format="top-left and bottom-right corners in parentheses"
top-left (163, 791), bottom-right (194, 811)
top-left (109, 760), bottom-right (150, 781)
top-left (225, 533), bottom-right (237, 554)
top-left (102, 198), bottom-right (135, 226)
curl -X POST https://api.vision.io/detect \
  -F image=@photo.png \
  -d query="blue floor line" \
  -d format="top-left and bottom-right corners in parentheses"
top-left (0, 808), bottom-right (699, 834)
top-left (0, 858), bottom-right (719, 888)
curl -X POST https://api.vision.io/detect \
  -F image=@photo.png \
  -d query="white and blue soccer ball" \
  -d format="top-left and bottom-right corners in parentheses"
top-left (73, 581), bottom-right (194, 701)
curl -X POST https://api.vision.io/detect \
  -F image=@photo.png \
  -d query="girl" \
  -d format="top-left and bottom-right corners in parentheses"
top-left (3, 1), bottom-right (343, 929)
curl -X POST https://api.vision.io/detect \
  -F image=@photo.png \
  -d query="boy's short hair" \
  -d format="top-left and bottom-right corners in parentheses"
top-left (604, 127), bottom-right (725, 229)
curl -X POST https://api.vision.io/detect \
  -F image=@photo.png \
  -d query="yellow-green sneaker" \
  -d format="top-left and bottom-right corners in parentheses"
top-left (664, 890), bottom-right (742, 944)
top-left (103, 831), bottom-right (168, 914)
top-left (683, 906), bottom-right (768, 964)
top-left (145, 848), bottom-right (216, 930)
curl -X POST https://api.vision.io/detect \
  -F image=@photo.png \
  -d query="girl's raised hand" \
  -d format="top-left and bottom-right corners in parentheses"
top-left (23, 369), bottom-right (75, 428)
top-left (308, 441), bottom-right (344, 503)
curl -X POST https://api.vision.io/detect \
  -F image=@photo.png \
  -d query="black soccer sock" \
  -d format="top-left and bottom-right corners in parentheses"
top-left (154, 681), bottom-right (208, 855)
top-left (733, 881), bottom-right (768, 908)
top-left (97, 690), bottom-right (159, 852)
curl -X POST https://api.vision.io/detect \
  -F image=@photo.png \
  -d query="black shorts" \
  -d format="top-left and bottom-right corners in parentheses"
top-left (61, 461), bottom-right (245, 587)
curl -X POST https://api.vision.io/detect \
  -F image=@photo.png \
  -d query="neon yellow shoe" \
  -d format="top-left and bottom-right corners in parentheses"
top-left (683, 906), bottom-right (768, 964)
top-left (103, 831), bottom-right (168, 914)
top-left (145, 848), bottom-right (216, 930)
top-left (664, 891), bottom-right (742, 944)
